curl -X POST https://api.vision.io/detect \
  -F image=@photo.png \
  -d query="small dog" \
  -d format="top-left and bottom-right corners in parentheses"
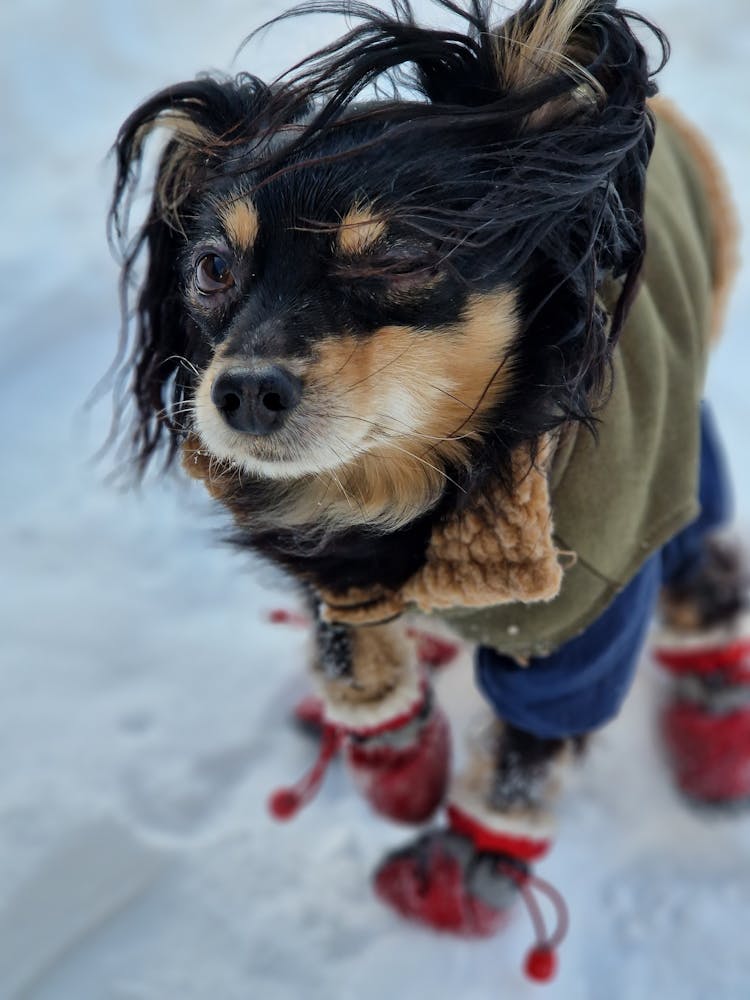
top-left (111, 0), bottom-right (743, 981)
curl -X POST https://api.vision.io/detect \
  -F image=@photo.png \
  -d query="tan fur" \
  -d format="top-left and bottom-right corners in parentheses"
top-left (318, 439), bottom-right (562, 625)
top-left (218, 198), bottom-right (260, 252)
top-left (650, 96), bottom-right (740, 343)
top-left (449, 718), bottom-right (572, 837)
top-left (154, 143), bottom-right (200, 233)
top-left (154, 112), bottom-right (214, 146)
top-left (659, 594), bottom-right (704, 632)
top-left (132, 112), bottom-right (215, 232)
top-left (318, 620), bottom-right (414, 710)
top-left (337, 205), bottom-right (387, 255)
top-left (496, 0), bottom-right (603, 127)
top-left (182, 436), bottom-right (235, 497)
top-left (190, 289), bottom-right (520, 534)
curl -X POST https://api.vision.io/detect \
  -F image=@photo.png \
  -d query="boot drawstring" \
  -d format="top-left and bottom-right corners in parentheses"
top-left (498, 861), bottom-right (569, 983)
top-left (268, 724), bottom-right (343, 820)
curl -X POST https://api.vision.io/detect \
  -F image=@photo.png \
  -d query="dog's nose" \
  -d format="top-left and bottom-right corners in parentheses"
top-left (211, 367), bottom-right (302, 435)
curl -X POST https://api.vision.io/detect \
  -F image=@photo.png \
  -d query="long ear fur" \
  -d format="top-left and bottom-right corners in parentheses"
top-left (108, 78), bottom-right (274, 474)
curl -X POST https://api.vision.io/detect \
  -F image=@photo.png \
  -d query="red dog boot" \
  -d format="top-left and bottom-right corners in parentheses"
top-left (654, 610), bottom-right (750, 805)
top-left (271, 622), bottom-right (451, 824)
top-left (375, 723), bottom-right (571, 983)
top-left (374, 806), bottom-right (566, 983)
top-left (271, 673), bottom-right (451, 823)
top-left (343, 681), bottom-right (451, 823)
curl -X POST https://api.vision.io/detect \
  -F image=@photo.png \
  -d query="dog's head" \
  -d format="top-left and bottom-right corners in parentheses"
top-left (110, 0), bottom-right (665, 533)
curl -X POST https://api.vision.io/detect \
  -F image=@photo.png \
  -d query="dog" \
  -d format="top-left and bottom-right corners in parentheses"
top-left (110, 0), bottom-right (743, 982)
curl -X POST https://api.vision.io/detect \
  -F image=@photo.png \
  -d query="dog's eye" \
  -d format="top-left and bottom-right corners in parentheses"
top-left (195, 253), bottom-right (235, 295)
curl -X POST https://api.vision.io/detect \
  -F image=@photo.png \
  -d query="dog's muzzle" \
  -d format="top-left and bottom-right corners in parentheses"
top-left (211, 366), bottom-right (302, 435)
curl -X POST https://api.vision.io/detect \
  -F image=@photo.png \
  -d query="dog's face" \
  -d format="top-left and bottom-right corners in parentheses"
top-left (111, 0), bottom-right (661, 532)
top-left (182, 134), bottom-right (519, 483)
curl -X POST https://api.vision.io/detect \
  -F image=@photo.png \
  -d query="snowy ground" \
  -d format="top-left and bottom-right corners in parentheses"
top-left (1, 1), bottom-right (749, 998)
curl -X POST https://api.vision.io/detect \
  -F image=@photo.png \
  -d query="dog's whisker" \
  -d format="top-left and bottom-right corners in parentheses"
top-left (152, 404), bottom-right (195, 423)
top-left (338, 343), bottom-right (415, 397)
top-left (327, 435), bottom-right (374, 520)
top-left (434, 355), bottom-right (513, 453)
top-left (381, 441), bottom-right (466, 494)
top-left (162, 402), bottom-right (197, 417)
top-left (424, 383), bottom-right (476, 412)
top-left (163, 354), bottom-right (204, 380)
top-left (331, 429), bottom-right (464, 495)
top-left (315, 342), bottom-right (362, 391)
top-left (329, 409), bottom-right (473, 444)
top-left (325, 463), bottom-right (353, 510)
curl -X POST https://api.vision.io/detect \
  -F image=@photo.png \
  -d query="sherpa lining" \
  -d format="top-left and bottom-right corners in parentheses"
top-left (320, 443), bottom-right (563, 625)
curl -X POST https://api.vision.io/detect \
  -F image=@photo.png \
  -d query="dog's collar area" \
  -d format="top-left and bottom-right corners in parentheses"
top-left (319, 439), bottom-right (563, 625)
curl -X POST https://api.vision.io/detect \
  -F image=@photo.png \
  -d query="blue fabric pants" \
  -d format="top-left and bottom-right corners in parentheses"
top-left (476, 408), bottom-right (732, 739)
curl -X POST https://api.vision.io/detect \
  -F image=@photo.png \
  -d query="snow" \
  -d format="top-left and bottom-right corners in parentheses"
top-left (1, 1), bottom-right (749, 997)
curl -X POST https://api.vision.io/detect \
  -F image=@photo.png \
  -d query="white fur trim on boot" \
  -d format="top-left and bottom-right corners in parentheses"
top-left (448, 779), bottom-right (555, 845)
top-left (652, 608), bottom-right (750, 655)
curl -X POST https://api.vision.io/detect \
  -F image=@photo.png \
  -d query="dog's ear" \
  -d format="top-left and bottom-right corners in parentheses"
top-left (416, 1), bottom-right (660, 130)
top-left (483, 0), bottom-right (664, 438)
top-left (508, 0), bottom-right (663, 351)
top-left (407, 0), bottom-right (667, 466)
top-left (108, 78), bottom-right (273, 474)
top-left (493, 0), bottom-right (615, 125)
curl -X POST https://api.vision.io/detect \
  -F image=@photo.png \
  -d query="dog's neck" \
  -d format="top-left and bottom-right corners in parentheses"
top-left (181, 431), bottom-right (474, 536)
top-left (181, 433), bottom-right (563, 621)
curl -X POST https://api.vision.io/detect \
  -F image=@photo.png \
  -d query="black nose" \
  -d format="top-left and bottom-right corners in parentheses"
top-left (211, 367), bottom-right (302, 435)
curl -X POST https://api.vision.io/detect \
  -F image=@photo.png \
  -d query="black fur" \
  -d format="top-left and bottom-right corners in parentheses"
top-left (316, 618), bottom-right (354, 679)
top-left (109, 0), bottom-right (667, 593)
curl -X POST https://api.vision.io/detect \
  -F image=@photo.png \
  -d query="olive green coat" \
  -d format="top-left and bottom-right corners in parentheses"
top-left (441, 105), bottom-right (733, 658)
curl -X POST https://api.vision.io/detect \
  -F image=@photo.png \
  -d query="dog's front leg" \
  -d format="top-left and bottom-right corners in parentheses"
top-left (374, 715), bottom-right (577, 981)
top-left (308, 616), bottom-right (452, 824)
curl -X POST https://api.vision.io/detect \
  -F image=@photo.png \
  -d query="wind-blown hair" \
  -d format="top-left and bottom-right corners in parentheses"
top-left (110, 0), bottom-right (668, 490)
